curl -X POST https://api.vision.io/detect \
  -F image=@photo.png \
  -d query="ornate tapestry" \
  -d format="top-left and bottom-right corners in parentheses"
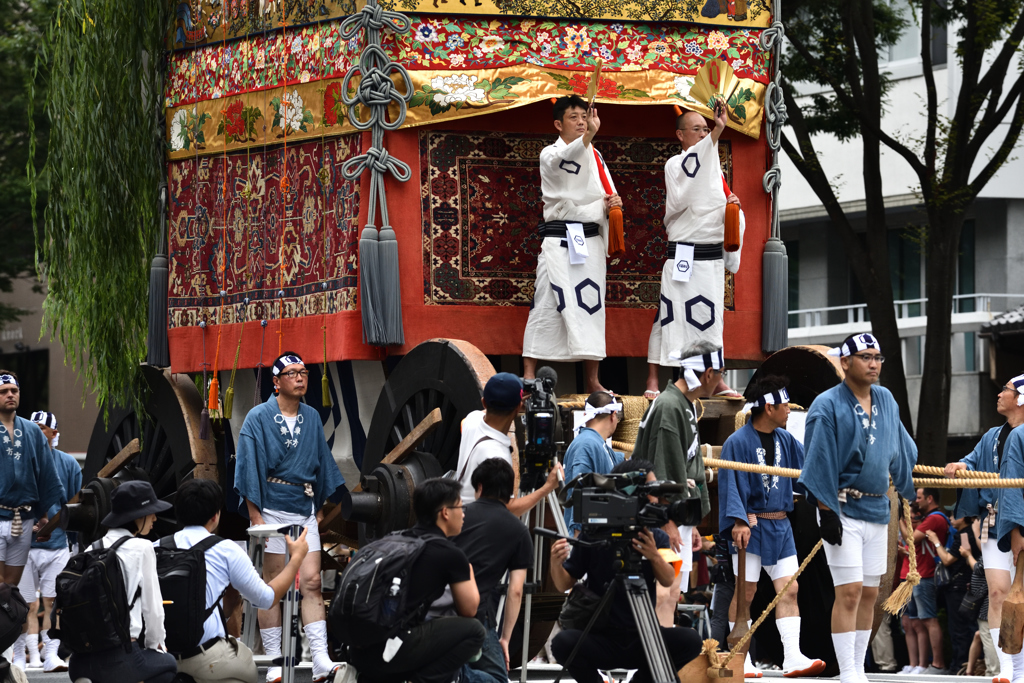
top-left (172, 0), bottom-right (773, 49)
top-left (167, 135), bottom-right (363, 327)
top-left (165, 15), bottom-right (769, 159)
top-left (420, 130), bottom-right (735, 309)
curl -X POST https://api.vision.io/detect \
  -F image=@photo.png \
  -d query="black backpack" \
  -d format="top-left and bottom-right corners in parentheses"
top-left (155, 535), bottom-right (226, 656)
top-left (330, 530), bottom-right (441, 647)
top-left (0, 583), bottom-right (28, 654)
top-left (50, 536), bottom-right (138, 654)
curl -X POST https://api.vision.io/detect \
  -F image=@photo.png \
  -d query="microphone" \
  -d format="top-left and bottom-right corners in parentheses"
top-left (536, 365), bottom-right (558, 386)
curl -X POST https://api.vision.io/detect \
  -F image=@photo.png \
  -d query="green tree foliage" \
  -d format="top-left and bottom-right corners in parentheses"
top-left (0, 0), bottom-right (52, 326)
top-left (782, 0), bottom-right (1024, 463)
top-left (29, 0), bottom-right (168, 410)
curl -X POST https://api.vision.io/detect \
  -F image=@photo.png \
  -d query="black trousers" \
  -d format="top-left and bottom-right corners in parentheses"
top-left (68, 641), bottom-right (177, 683)
top-left (552, 626), bottom-right (703, 683)
top-left (351, 617), bottom-right (486, 683)
top-left (943, 587), bottom-right (976, 671)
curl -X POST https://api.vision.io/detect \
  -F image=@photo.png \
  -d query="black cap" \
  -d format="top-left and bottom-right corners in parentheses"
top-left (101, 481), bottom-right (172, 527)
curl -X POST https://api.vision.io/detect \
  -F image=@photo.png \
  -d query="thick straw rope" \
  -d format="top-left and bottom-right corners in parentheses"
top-left (882, 497), bottom-right (918, 614)
top-left (912, 465), bottom-right (998, 479)
top-left (719, 539), bottom-right (825, 668)
top-left (704, 458), bottom-right (1022, 488)
top-left (704, 456), bottom-right (802, 479)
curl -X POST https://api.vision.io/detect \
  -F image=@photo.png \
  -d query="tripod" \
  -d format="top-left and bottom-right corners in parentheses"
top-left (539, 531), bottom-right (677, 683)
top-left (517, 476), bottom-right (570, 683)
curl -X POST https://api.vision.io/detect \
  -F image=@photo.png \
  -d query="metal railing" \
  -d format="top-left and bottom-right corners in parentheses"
top-left (789, 293), bottom-right (1024, 328)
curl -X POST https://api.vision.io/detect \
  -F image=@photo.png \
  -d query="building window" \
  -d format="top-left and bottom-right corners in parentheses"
top-left (958, 220), bottom-right (977, 371)
top-left (885, 0), bottom-right (947, 67)
top-left (0, 349), bottom-right (50, 419)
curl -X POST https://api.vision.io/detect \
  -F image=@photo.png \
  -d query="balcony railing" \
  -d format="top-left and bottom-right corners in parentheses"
top-left (789, 293), bottom-right (1023, 329)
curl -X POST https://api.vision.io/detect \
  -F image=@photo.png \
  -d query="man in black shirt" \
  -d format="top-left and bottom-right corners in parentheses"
top-left (549, 460), bottom-right (703, 683)
top-left (348, 478), bottom-right (485, 683)
top-left (454, 458), bottom-right (534, 683)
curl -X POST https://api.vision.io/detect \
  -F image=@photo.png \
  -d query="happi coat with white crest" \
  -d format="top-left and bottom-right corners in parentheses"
top-left (798, 383), bottom-right (916, 525)
top-left (994, 424), bottom-right (1024, 552)
top-left (954, 424), bottom-right (1010, 538)
top-left (234, 395), bottom-right (347, 517)
top-left (0, 415), bottom-right (63, 523)
top-left (522, 135), bottom-right (616, 362)
top-left (647, 134), bottom-right (746, 367)
top-left (719, 421), bottom-right (804, 565)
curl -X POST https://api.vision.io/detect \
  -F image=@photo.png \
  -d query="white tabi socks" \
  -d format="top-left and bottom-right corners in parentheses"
top-left (832, 631), bottom-right (857, 683)
top-left (778, 617), bottom-right (823, 676)
top-left (304, 620), bottom-right (340, 681)
top-left (262, 626), bottom-right (283, 683)
top-left (730, 620), bottom-right (761, 678)
top-left (993, 627), bottom-right (1014, 682)
top-left (42, 632), bottom-right (67, 672)
top-left (1011, 649), bottom-right (1024, 683)
top-left (854, 630), bottom-right (871, 683)
top-left (25, 633), bottom-right (41, 668)
top-left (10, 634), bottom-right (26, 670)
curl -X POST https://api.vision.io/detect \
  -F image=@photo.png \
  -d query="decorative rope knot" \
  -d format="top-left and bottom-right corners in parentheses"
top-left (339, 2), bottom-right (410, 38)
top-left (762, 165), bottom-right (782, 194)
top-left (759, 21), bottom-right (786, 51)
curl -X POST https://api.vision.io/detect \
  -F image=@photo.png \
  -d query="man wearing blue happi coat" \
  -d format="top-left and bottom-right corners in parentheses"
top-left (720, 376), bottom-right (824, 678)
top-left (234, 353), bottom-right (348, 683)
top-left (0, 370), bottom-right (64, 588)
top-left (798, 334), bottom-right (916, 683)
top-left (563, 390), bottom-right (624, 535)
top-left (949, 373), bottom-right (1024, 682)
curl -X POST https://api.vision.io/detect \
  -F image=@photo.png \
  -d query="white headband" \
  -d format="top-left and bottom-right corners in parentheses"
top-left (584, 400), bottom-right (622, 423)
top-left (742, 387), bottom-right (790, 414)
top-left (669, 349), bottom-right (725, 391)
top-left (1012, 374), bottom-right (1024, 407)
top-left (273, 355), bottom-right (304, 376)
top-left (30, 411), bottom-right (58, 430)
top-left (0, 374), bottom-right (18, 388)
top-left (827, 333), bottom-right (880, 358)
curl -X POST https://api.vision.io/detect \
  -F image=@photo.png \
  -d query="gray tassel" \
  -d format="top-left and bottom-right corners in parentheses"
top-left (359, 225), bottom-right (383, 345)
top-left (762, 237), bottom-right (789, 353)
top-left (377, 225), bottom-right (405, 346)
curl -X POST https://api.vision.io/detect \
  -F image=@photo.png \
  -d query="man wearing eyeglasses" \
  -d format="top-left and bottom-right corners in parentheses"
top-left (799, 333), bottom-right (917, 683)
top-left (962, 373), bottom-right (1024, 683)
top-left (643, 99), bottom-right (745, 401)
top-left (234, 352), bottom-right (349, 683)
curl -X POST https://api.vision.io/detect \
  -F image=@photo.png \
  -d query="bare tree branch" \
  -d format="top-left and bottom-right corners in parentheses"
top-left (921, 0), bottom-right (938, 175)
top-left (968, 87), bottom-right (1024, 195)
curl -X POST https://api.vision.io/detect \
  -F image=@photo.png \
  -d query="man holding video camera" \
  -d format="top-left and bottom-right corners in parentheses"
top-left (549, 459), bottom-right (703, 683)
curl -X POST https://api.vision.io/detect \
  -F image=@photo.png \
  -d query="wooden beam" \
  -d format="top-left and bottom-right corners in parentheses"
top-left (37, 438), bottom-right (141, 538)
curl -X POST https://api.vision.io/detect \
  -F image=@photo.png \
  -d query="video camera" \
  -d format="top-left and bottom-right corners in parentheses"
top-left (568, 471), bottom-right (701, 540)
top-left (518, 367), bottom-right (559, 490)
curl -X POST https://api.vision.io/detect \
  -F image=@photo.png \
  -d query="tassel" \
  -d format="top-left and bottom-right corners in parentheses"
top-left (761, 237), bottom-right (788, 353)
top-left (208, 375), bottom-right (220, 412)
top-left (607, 206), bottom-right (625, 258)
top-left (199, 407), bottom-right (211, 440)
top-left (377, 225), bottom-right (405, 346)
top-left (254, 366), bottom-right (263, 405)
top-left (883, 497), bottom-right (920, 614)
top-left (358, 225), bottom-right (383, 345)
top-left (322, 369), bottom-right (332, 408)
top-left (724, 203), bottom-right (741, 252)
top-left (224, 385), bottom-right (235, 419)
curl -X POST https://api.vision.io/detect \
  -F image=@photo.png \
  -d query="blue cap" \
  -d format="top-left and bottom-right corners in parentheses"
top-left (484, 373), bottom-right (524, 412)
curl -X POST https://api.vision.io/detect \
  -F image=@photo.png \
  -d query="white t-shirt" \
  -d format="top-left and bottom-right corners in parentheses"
top-left (455, 410), bottom-right (513, 504)
top-left (283, 414), bottom-right (298, 435)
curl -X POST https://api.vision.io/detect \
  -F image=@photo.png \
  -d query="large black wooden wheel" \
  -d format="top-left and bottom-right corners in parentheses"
top-left (362, 339), bottom-right (498, 476)
top-left (84, 365), bottom-right (215, 536)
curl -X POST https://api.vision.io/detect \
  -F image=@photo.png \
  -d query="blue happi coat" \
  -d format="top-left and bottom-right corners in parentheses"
top-left (799, 383), bottom-right (916, 525)
top-left (234, 396), bottom-right (347, 517)
top-left (953, 425), bottom-right (1004, 525)
top-left (995, 425), bottom-right (1024, 553)
top-left (719, 422), bottom-right (804, 564)
top-left (33, 448), bottom-right (82, 550)
top-left (563, 427), bottom-right (624, 533)
top-left (0, 416), bottom-right (64, 522)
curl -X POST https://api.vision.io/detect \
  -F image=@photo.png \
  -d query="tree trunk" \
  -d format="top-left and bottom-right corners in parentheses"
top-left (915, 210), bottom-right (963, 465)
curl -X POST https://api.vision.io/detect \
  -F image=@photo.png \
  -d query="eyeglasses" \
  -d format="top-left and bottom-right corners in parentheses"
top-left (688, 126), bottom-right (711, 134)
top-left (439, 504), bottom-right (464, 514)
top-left (279, 370), bottom-right (309, 379)
top-left (851, 354), bottom-right (885, 364)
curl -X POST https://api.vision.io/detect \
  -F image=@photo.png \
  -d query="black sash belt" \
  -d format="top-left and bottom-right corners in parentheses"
top-left (538, 221), bottom-right (601, 238)
top-left (668, 242), bottom-right (723, 260)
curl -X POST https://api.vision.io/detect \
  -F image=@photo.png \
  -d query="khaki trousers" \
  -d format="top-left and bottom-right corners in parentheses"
top-left (176, 636), bottom-right (258, 683)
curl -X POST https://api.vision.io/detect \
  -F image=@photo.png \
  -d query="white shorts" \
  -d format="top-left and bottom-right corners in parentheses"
top-left (261, 509), bottom-right (321, 555)
top-left (732, 552), bottom-right (799, 583)
top-left (17, 547), bottom-right (70, 599)
top-left (0, 518), bottom-right (34, 568)
top-left (817, 510), bottom-right (887, 586)
top-left (981, 537), bottom-right (1013, 573)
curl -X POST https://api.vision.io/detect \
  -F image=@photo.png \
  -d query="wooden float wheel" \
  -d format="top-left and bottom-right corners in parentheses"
top-left (362, 339), bottom-right (497, 476)
top-left (84, 365), bottom-right (216, 537)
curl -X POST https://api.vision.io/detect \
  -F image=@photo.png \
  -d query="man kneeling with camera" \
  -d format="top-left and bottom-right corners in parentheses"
top-left (549, 460), bottom-right (703, 683)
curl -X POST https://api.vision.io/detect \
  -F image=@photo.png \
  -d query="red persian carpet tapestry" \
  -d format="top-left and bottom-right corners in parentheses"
top-left (167, 134), bottom-right (362, 328)
top-left (421, 130), bottom-right (734, 310)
